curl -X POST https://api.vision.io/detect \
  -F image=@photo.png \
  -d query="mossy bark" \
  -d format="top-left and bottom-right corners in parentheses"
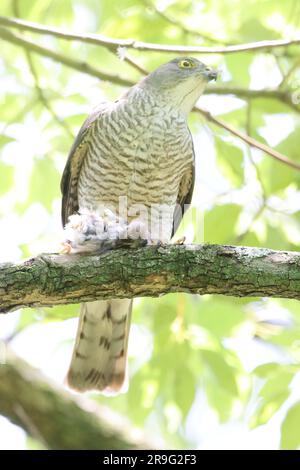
top-left (1, 244), bottom-right (300, 313)
top-left (0, 351), bottom-right (154, 449)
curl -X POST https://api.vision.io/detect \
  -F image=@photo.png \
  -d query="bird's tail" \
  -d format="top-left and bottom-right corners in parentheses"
top-left (67, 299), bottom-right (132, 393)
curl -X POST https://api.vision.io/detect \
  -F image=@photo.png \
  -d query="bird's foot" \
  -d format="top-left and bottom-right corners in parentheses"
top-left (60, 241), bottom-right (72, 254)
top-left (173, 236), bottom-right (186, 245)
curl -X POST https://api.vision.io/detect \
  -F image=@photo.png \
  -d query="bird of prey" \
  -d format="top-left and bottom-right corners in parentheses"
top-left (61, 57), bottom-right (217, 393)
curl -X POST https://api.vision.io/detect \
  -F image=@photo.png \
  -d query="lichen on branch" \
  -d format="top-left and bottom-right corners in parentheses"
top-left (1, 244), bottom-right (300, 314)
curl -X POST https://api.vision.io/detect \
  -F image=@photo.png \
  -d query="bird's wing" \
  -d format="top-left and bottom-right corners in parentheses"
top-left (172, 134), bottom-right (195, 237)
top-left (61, 103), bottom-right (109, 226)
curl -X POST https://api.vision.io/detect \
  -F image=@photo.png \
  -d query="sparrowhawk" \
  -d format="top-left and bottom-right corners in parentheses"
top-left (61, 57), bottom-right (217, 393)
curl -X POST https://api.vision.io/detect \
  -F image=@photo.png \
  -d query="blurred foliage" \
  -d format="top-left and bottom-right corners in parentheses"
top-left (1, 0), bottom-right (300, 450)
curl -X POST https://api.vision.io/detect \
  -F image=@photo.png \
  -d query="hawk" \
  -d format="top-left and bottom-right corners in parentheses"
top-left (61, 57), bottom-right (217, 393)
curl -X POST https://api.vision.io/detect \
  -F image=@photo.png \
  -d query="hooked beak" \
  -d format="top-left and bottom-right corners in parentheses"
top-left (205, 69), bottom-right (218, 82)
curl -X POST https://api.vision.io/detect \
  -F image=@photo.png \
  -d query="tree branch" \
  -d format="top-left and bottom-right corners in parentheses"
top-left (205, 86), bottom-right (300, 113)
top-left (1, 15), bottom-right (300, 54)
top-left (279, 56), bottom-right (300, 88)
top-left (0, 350), bottom-right (155, 450)
top-left (194, 107), bottom-right (300, 170)
top-left (0, 27), bottom-right (133, 87)
top-left (1, 244), bottom-right (300, 314)
top-left (1, 18), bottom-right (299, 172)
top-left (141, 0), bottom-right (231, 45)
top-left (11, 0), bottom-right (75, 140)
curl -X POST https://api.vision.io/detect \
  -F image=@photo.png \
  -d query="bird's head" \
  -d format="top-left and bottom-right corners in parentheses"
top-left (141, 57), bottom-right (217, 114)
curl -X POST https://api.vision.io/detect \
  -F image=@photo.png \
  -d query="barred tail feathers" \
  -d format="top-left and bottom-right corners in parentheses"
top-left (67, 299), bottom-right (132, 393)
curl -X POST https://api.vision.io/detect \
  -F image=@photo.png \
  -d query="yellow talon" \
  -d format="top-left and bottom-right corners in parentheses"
top-left (60, 242), bottom-right (72, 254)
top-left (173, 236), bottom-right (186, 245)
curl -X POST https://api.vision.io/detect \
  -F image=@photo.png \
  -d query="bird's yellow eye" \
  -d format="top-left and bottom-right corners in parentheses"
top-left (178, 59), bottom-right (195, 69)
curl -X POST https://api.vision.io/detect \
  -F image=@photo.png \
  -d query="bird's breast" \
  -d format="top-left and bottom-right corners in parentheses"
top-left (78, 105), bottom-right (193, 215)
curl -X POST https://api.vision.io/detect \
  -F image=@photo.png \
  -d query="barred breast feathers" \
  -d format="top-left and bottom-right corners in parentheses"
top-left (77, 85), bottom-right (194, 216)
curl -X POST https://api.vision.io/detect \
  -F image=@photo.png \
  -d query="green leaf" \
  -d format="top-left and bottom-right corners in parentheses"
top-left (43, 304), bottom-right (79, 321)
top-left (174, 367), bottom-right (196, 417)
top-left (0, 135), bottom-right (15, 147)
top-left (202, 349), bottom-right (238, 396)
top-left (250, 369), bottom-right (294, 428)
top-left (259, 371), bottom-right (293, 401)
top-left (250, 390), bottom-right (290, 428)
top-left (0, 161), bottom-right (14, 195)
top-left (194, 297), bottom-right (245, 338)
top-left (15, 309), bottom-right (38, 334)
top-left (204, 204), bottom-right (241, 244)
top-left (225, 54), bottom-right (253, 87)
top-left (262, 126), bottom-right (300, 193)
top-left (281, 401), bottom-right (300, 450)
top-left (29, 157), bottom-right (60, 211)
top-left (238, 17), bottom-right (279, 41)
top-left (253, 98), bottom-right (293, 115)
top-left (215, 138), bottom-right (244, 187)
top-left (254, 362), bottom-right (282, 378)
top-left (205, 377), bottom-right (235, 422)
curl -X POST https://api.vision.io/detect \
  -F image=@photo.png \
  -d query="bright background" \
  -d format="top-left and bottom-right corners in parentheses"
top-left (1, 0), bottom-right (300, 450)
